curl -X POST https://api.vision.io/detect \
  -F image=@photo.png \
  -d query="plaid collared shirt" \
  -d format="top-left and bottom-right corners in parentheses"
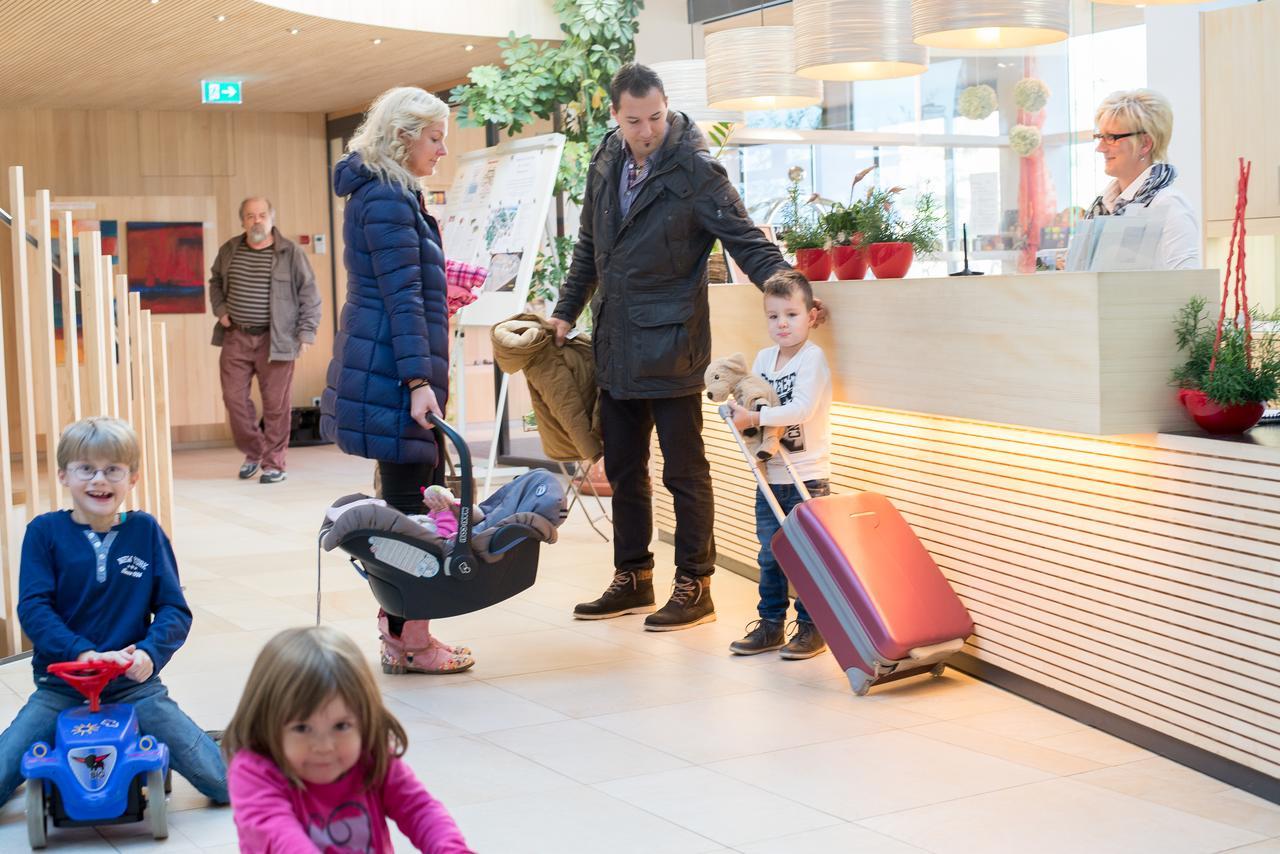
top-left (619, 145), bottom-right (660, 219)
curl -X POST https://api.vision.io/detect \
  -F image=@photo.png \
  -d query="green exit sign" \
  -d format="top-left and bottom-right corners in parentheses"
top-left (201, 80), bottom-right (242, 104)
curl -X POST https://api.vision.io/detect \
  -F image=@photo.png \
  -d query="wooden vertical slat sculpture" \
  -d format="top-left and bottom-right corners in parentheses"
top-left (78, 231), bottom-right (107, 416)
top-left (60, 211), bottom-right (81, 423)
top-left (101, 256), bottom-right (118, 420)
top-left (129, 293), bottom-right (150, 512)
top-left (115, 274), bottom-right (131, 428)
top-left (0, 255), bottom-right (18, 656)
top-left (155, 322), bottom-right (175, 536)
top-left (33, 191), bottom-right (62, 511)
top-left (8, 167), bottom-right (40, 514)
top-left (139, 310), bottom-right (161, 516)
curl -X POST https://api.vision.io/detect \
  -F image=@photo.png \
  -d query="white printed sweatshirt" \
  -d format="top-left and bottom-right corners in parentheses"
top-left (753, 341), bottom-right (833, 485)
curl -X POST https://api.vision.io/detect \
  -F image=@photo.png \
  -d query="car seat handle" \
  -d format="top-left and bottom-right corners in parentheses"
top-left (429, 414), bottom-right (477, 582)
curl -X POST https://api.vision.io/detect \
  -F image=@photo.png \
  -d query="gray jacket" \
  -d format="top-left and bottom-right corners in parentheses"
top-left (209, 227), bottom-right (322, 361)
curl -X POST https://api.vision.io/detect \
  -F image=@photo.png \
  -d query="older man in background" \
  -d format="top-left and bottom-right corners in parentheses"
top-left (209, 197), bottom-right (321, 484)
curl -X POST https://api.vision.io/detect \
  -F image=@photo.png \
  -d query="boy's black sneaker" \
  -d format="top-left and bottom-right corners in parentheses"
top-left (259, 470), bottom-right (287, 484)
top-left (644, 572), bottom-right (715, 631)
top-left (573, 569), bottom-right (655, 620)
top-left (780, 620), bottom-right (828, 660)
top-left (729, 619), bottom-right (785, 655)
top-left (238, 461), bottom-right (260, 479)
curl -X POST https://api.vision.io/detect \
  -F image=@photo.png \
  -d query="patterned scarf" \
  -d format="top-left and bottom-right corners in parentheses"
top-left (1087, 162), bottom-right (1177, 219)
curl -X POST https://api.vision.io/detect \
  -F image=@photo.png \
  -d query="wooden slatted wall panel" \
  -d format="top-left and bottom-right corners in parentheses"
top-left (654, 401), bottom-right (1280, 780)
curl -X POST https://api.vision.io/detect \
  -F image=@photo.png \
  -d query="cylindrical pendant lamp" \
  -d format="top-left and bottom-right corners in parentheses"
top-left (911, 0), bottom-right (1069, 50)
top-left (650, 60), bottom-right (745, 125)
top-left (705, 26), bottom-right (823, 111)
top-left (794, 0), bottom-right (928, 81)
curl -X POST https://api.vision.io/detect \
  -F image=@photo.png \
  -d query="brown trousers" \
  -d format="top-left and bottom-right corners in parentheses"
top-left (218, 328), bottom-right (295, 472)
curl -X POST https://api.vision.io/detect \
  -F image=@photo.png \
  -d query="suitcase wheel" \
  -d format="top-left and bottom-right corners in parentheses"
top-left (931, 663), bottom-right (947, 678)
top-left (849, 672), bottom-right (873, 696)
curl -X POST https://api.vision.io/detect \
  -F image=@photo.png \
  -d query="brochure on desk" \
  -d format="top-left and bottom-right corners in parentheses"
top-left (1065, 211), bottom-right (1166, 272)
top-left (442, 133), bottom-right (565, 327)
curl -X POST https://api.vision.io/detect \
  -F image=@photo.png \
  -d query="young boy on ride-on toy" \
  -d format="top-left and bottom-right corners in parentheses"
top-left (0, 418), bottom-right (227, 841)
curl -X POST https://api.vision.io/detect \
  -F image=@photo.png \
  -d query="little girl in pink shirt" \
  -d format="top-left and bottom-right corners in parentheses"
top-left (224, 626), bottom-right (473, 853)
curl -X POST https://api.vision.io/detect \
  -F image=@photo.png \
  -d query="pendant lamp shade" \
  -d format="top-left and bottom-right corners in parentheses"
top-left (794, 0), bottom-right (928, 81)
top-left (705, 26), bottom-right (823, 111)
top-left (911, 0), bottom-right (1069, 50)
top-left (650, 60), bottom-right (745, 125)
top-left (1091, 0), bottom-right (1200, 4)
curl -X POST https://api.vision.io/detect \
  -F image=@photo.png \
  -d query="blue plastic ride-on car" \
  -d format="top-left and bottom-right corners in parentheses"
top-left (21, 660), bottom-right (170, 848)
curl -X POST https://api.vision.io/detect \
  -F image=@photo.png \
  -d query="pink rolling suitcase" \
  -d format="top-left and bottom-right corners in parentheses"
top-left (721, 406), bottom-right (974, 695)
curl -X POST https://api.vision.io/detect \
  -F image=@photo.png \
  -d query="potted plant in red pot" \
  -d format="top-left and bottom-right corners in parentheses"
top-left (777, 166), bottom-right (831, 281)
top-left (820, 166), bottom-right (877, 280)
top-left (864, 191), bottom-right (945, 280)
top-left (1171, 296), bottom-right (1279, 434)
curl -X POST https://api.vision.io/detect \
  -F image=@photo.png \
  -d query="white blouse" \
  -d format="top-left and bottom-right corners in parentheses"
top-left (1099, 165), bottom-right (1201, 271)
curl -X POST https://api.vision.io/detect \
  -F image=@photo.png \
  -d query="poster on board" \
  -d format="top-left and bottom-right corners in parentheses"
top-left (442, 133), bottom-right (565, 327)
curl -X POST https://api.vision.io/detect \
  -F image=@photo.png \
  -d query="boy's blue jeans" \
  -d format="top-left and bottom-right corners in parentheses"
top-left (756, 479), bottom-right (830, 625)
top-left (0, 677), bottom-right (228, 805)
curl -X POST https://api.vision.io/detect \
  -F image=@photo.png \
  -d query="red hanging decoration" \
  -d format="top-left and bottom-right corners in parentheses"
top-left (1210, 158), bottom-right (1252, 376)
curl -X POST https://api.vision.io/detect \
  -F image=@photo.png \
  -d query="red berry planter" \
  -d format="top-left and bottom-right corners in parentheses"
top-left (831, 244), bottom-right (869, 280)
top-left (1177, 389), bottom-right (1265, 434)
top-left (868, 242), bottom-right (914, 279)
top-left (794, 247), bottom-right (832, 281)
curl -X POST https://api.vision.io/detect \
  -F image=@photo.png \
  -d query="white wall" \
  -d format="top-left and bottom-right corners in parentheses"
top-left (635, 0), bottom-right (698, 63)
top-left (1145, 0), bottom-right (1256, 227)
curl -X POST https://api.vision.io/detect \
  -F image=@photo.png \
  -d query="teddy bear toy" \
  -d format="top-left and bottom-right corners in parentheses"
top-left (704, 353), bottom-right (783, 460)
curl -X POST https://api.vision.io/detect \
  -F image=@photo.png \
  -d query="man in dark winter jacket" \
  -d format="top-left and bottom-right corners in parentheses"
top-left (551, 63), bottom-right (805, 631)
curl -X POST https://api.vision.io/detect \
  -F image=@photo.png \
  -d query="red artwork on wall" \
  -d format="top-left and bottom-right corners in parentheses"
top-left (126, 221), bottom-right (205, 314)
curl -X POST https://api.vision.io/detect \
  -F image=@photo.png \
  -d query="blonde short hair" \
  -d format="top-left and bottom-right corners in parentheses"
top-left (347, 86), bottom-right (450, 192)
top-left (56, 417), bottom-right (140, 471)
top-left (222, 626), bottom-right (407, 790)
top-left (1095, 89), bottom-right (1174, 162)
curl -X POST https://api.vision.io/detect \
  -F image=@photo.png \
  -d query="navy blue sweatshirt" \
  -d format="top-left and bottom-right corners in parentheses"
top-left (17, 510), bottom-right (192, 686)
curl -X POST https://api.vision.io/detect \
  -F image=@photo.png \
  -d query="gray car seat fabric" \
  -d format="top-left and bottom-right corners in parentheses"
top-left (475, 469), bottom-right (567, 534)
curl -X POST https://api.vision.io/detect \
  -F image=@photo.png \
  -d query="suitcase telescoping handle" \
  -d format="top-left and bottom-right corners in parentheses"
top-left (718, 403), bottom-right (812, 526)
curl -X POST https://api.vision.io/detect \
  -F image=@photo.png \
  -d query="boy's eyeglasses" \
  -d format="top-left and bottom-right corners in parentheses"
top-left (1093, 131), bottom-right (1142, 145)
top-left (67, 463), bottom-right (130, 483)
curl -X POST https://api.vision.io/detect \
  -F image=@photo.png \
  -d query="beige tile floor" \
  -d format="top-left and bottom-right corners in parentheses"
top-left (1, 444), bottom-right (1278, 852)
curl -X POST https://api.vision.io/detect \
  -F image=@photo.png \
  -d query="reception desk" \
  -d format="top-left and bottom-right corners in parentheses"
top-left (654, 271), bottom-right (1280, 802)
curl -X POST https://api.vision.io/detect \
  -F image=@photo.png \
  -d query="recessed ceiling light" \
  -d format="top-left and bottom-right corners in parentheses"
top-left (289, 27), bottom-right (301, 35)
top-left (372, 37), bottom-right (383, 45)
top-left (215, 14), bottom-right (226, 22)
top-left (464, 44), bottom-right (474, 52)
top-left (150, 0), bottom-right (159, 5)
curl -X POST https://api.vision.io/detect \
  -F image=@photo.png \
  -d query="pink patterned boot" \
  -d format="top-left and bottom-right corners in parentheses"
top-left (378, 612), bottom-right (474, 674)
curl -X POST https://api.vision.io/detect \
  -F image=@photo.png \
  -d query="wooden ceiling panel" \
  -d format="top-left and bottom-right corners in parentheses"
top-left (0, 0), bottom-right (515, 113)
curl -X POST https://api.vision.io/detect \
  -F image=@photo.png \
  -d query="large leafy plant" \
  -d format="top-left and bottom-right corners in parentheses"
top-left (451, 0), bottom-right (644, 204)
top-left (1171, 295), bottom-right (1280, 406)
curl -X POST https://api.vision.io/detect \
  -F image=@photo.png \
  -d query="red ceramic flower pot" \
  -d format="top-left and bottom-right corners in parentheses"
top-left (831, 244), bottom-right (869, 280)
top-left (1177, 388), bottom-right (1265, 434)
top-left (868, 242), bottom-right (914, 279)
top-left (794, 247), bottom-right (832, 282)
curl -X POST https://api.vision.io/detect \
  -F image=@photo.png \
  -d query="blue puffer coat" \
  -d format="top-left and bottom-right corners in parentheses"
top-left (320, 153), bottom-right (450, 466)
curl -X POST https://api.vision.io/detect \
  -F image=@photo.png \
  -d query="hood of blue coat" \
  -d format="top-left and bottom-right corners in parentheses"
top-left (333, 152), bottom-right (377, 197)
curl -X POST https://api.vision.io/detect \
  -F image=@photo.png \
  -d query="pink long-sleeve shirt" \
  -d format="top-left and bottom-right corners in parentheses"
top-left (228, 749), bottom-right (474, 854)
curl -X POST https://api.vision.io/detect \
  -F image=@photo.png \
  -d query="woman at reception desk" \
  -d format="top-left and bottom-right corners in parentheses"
top-left (1083, 89), bottom-right (1201, 271)
top-left (655, 271), bottom-right (1280, 804)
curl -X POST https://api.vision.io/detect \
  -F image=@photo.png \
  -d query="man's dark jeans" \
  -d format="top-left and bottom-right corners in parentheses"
top-left (600, 391), bottom-right (715, 577)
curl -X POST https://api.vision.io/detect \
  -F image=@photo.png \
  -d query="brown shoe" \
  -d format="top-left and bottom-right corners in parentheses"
top-left (780, 620), bottom-right (827, 660)
top-left (644, 573), bottom-right (715, 632)
top-left (573, 569), bottom-right (655, 620)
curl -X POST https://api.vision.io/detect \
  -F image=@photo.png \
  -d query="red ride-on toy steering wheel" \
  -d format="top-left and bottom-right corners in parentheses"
top-left (47, 660), bottom-right (132, 712)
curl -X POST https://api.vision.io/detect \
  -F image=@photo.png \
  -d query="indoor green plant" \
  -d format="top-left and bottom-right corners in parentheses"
top-left (1170, 295), bottom-right (1280, 433)
top-left (777, 166), bottom-right (830, 280)
top-left (820, 166), bottom-right (876, 279)
top-left (864, 190), bottom-right (945, 279)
